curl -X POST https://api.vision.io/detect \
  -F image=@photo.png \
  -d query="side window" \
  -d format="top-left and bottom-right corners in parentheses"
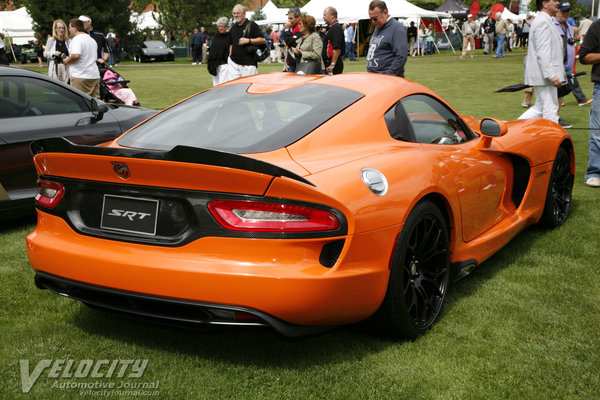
top-left (384, 101), bottom-right (415, 142)
top-left (0, 76), bottom-right (88, 119)
top-left (400, 94), bottom-right (472, 145)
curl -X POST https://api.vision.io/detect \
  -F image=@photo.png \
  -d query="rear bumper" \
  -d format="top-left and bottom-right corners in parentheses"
top-left (27, 212), bottom-right (396, 331)
top-left (34, 271), bottom-right (328, 337)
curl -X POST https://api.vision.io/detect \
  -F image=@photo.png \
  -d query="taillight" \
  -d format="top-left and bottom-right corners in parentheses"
top-left (35, 180), bottom-right (65, 208)
top-left (208, 200), bottom-right (340, 232)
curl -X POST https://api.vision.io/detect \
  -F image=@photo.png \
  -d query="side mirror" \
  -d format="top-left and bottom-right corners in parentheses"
top-left (479, 118), bottom-right (507, 148)
top-left (480, 118), bottom-right (507, 137)
top-left (90, 98), bottom-right (108, 122)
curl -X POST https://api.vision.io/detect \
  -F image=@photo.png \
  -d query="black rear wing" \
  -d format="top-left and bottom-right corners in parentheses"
top-left (31, 137), bottom-right (314, 186)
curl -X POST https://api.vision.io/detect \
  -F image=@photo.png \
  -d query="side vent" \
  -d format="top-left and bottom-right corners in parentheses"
top-left (319, 240), bottom-right (345, 268)
top-left (511, 156), bottom-right (530, 208)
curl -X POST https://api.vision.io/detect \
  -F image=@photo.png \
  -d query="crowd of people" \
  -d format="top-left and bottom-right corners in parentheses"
top-left (204, 1), bottom-right (407, 86)
top-left (0, 0), bottom-right (598, 187)
top-left (1, 13), bottom-right (118, 98)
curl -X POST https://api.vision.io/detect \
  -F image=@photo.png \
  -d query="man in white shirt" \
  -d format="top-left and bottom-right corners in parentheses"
top-left (518, 0), bottom-right (565, 123)
top-left (460, 14), bottom-right (478, 58)
top-left (63, 18), bottom-right (100, 98)
top-left (0, 27), bottom-right (8, 65)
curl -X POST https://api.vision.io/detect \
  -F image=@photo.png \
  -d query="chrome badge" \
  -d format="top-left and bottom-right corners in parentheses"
top-left (111, 162), bottom-right (131, 180)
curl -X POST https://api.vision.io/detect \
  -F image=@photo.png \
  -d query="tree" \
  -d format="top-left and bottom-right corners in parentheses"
top-left (131, 0), bottom-right (240, 41)
top-left (271, 0), bottom-right (309, 8)
top-left (1, 0), bottom-right (24, 10)
top-left (251, 8), bottom-right (266, 21)
top-left (23, 0), bottom-right (133, 39)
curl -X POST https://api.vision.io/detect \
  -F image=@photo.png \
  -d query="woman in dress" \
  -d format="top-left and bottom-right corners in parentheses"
top-left (292, 13), bottom-right (323, 74)
top-left (43, 19), bottom-right (70, 83)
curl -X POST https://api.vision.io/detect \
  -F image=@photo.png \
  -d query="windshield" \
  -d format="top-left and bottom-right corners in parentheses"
top-left (144, 41), bottom-right (167, 49)
top-left (118, 83), bottom-right (363, 153)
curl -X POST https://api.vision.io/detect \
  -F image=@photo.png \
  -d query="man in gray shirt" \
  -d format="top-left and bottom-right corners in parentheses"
top-left (366, 0), bottom-right (407, 77)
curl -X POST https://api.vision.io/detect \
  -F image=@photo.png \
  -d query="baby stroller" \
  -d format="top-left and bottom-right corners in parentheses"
top-left (99, 67), bottom-right (140, 106)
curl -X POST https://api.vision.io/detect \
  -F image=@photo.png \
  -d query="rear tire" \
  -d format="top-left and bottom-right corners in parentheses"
top-left (376, 200), bottom-right (451, 339)
top-left (539, 147), bottom-right (573, 228)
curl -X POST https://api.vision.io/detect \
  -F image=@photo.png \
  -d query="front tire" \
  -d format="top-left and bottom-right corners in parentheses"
top-left (539, 147), bottom-right (573, 228)
top-left (377, 200), bottom-right (451, 339)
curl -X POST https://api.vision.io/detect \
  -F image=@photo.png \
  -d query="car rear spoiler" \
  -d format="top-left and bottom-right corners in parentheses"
top-left (31, 137), bottom-right (314, 186)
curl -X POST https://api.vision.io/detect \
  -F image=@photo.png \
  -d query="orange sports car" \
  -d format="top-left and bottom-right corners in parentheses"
top-left (26, 73), bottom-right (574, 338)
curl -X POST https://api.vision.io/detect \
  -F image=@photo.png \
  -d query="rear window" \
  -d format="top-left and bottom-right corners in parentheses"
top-left (118, 83), bottom-right (363, 153)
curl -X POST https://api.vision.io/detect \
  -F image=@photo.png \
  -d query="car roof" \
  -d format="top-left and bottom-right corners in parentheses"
top-left (0, 66), bottom-right (50, 78)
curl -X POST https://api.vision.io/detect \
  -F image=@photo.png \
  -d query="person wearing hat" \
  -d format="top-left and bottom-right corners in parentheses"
top-left (460, 14), bottom-right (478, 59)
top-left (578, 10), bottom-right (600, 186)
top-left (79, 15), bottom-right (109, 67)
top-left (518, 0), bottom-right (565, 124)
top-left (554, 1), bottom-right (591, 108)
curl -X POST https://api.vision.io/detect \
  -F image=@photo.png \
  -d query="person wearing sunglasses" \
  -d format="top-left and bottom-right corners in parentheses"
top-left (366, 0), bottom-right (407, 77)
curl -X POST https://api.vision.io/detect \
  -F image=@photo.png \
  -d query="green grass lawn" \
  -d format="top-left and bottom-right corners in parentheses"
top-left (2, 51), bottom-right (599, 399)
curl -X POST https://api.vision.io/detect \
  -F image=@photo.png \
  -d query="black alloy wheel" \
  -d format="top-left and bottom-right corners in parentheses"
top-left (377, 200), bottom-right (451, 339)
top-left (539, 147), bottom-right (573, 228)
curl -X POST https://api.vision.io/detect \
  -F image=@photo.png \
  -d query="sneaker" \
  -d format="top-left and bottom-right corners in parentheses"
top-left (521, 102), bottom-right (530, 108)
top-left (578, 99), bottom-right (593, 106)
top-left (558, 118), bottom-right (572, 129)
top-left (586, 177), bottom-right (600, 187)
top-left (192, 62), bottom-right (197, 65)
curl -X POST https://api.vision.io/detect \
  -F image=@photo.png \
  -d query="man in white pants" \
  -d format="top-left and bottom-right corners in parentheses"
top-left (227, 4), bottom-right (266, 81)
top-left (518, 0), bottom-right (565, 124)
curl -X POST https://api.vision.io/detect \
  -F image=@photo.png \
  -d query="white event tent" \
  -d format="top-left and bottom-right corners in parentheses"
top-left (130, 11), bottom-right (162, 31)
top-left (301, 0), bottom-right (450, 23)
top-left (501, 8), bottom-right (526, 21)
top-left (0, 7), bottom-right (36, 45)
top-left (301, 0), bottom-right (452, 52)
top-left (254, 0), bottom-right (289, 26)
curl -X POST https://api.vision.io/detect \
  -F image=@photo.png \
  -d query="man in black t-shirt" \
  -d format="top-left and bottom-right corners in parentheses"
top-left (322, 6), bottom-right (344, 75)
top-left (79, 15), bottom-right (109, 67)
top-left (228, 4), bottom-right (266, 80)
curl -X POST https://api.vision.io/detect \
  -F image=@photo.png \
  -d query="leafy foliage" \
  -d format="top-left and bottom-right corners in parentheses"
top-left (252, 8), bottom-right (267, 21)
top-left (22, 0), bottom-right (133, 39)
top-left (142, 0), bottom-right (240, 41)
top-left (1, 0), bottom-right (24, 10)
top-left (271, 0), bottom-right (308, 8)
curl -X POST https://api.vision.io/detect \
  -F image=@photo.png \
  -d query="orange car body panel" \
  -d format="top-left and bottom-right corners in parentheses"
top-left (26, 73), bottom-right (574, 328)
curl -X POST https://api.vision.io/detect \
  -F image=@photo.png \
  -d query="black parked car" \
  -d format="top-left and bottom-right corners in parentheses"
top-left (0, 66), bottom-right (157, 222)
top-left (133, 41), bottom-right (175, 63)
